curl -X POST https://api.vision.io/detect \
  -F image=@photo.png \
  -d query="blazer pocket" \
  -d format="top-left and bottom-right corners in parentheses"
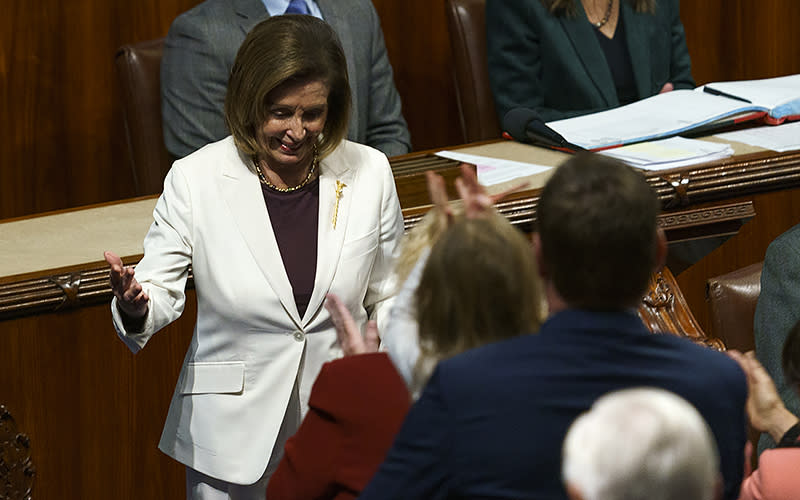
top-left (340, 228), bottom-right (378, 261)
top-left (179, 361), bottom-right (245, 395)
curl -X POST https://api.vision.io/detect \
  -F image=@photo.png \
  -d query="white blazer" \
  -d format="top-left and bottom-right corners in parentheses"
top-left (111, 137), bottom-right (404, 484)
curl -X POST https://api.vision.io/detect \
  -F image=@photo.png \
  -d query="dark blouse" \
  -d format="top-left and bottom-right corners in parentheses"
top-left (594, 14), bottom-right (638, 106)
top-left (261, 178), bottom-right (319, 318)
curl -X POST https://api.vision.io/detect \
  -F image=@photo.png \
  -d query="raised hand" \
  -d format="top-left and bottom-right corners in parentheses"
top-left (728, 349), bottom-right (799, 441)
top-left (427, 163), bottom-right (529, 220)
top-left (325, 293), bottom-right (379, 356)
top-left (104, 251), bottom-right (149, 319)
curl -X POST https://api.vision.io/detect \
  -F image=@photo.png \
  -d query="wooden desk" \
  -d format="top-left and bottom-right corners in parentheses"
top-left (390, 138), bottom-right (800, 332)
top-left (2, 139), bottom-right (799, 499)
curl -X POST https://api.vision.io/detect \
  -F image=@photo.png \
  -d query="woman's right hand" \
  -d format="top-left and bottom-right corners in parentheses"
top-left (325, 293), bottom-right (379, 356)
top-left (104, 251), bottom-right (149, 319)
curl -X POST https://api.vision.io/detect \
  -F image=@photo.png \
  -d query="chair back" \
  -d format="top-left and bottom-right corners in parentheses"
top-left (445, 0), bottom-right (502, 143)
top-left (706, 262), bottom-right (763, 352)
top-left (115, 38), bottom-right (173, 196)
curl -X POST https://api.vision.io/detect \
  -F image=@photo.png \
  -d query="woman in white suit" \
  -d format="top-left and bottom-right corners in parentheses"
top-left (104, 15), bottom-right (404, 499)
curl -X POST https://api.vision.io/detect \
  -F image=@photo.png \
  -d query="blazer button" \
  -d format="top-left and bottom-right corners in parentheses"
top-left (293, 331), bottom-right (305, 342)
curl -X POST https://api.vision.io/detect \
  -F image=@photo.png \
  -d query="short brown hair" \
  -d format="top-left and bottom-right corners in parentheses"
top-left (413, 214), bottom-right (544, 390)
top-left (536, 153), bottom-right (660, 310)
top-left (225, 15), bottom-right (351, 163)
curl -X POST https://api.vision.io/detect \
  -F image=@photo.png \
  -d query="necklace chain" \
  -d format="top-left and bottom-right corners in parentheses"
top-left (590, 0), bottom-right (614, 29)
top-left (253, 153), bottom-right (318, 193)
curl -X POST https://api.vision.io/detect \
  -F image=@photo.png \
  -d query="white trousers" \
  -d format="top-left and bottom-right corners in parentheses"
top-left (184, 375), bottom-right (302, 500)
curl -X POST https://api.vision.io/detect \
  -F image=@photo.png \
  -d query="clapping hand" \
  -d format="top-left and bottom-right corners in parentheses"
top-left (104, 251), bottom-right (149, 319)
top-left (325, 293), bottom-right (379, 357)
top-left (727, 349), bottom-right (799, 442)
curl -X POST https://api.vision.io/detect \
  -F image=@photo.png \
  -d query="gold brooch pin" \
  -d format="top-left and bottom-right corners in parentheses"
top-left (333, 180), bottom-right (346, 229)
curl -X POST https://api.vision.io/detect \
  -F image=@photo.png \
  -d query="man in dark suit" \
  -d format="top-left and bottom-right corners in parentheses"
top-left (161, 0), bottom-right (411, 159)
top-left (359, 154), bottom-right (747, 500)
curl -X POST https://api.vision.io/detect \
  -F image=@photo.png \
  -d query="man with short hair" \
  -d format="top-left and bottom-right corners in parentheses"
top-left (562, 388), bottom-right (721, 500)
top-left (359, 154), bottom-right (747, 500)
top-left (161, 0), bottom-right (411, 159)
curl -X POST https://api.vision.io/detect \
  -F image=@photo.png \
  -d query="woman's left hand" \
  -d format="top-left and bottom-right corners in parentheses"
top-left (325, 293), bottom-right (380, 356)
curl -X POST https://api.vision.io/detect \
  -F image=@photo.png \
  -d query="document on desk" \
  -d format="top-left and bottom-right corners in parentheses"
top-left (547, 90), bottom-right (764, 150)
top-left (695, 74), bottom-right (800, 123)
top-left (599, 137), bottom-right (734, 171)
top-left (435, 150), bottom-right (553, 186)
top-left (715, 121), bottom-right (800, 152)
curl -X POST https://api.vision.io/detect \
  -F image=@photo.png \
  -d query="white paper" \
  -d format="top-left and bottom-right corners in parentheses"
top-left (696, 74), bottom-right (800, 110)
top-left (600, 137), bottom-right (734, 171)
top-left (547, 90), bottom-right (765, 150)
top-left (435, 150), bottom-right (552, 186)
top-left (716, 121), bottom-right (800, 152)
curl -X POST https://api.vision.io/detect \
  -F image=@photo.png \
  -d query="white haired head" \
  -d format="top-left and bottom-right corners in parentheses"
top-left (562, 388), bottom-right (720, 500)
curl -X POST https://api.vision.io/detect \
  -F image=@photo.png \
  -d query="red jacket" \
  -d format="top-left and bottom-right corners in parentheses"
top-left (267, 352), bottom-right (411, 500)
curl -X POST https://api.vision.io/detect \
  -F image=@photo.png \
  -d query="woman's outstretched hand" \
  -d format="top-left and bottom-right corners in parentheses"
top-left (104, 251), bottom-right (149, 319)
top-left (325, 293), bottom-right (379, 356)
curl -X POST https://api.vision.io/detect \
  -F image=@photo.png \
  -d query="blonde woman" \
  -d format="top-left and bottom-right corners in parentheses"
top-left (266, 166), bottom-right (544, 499)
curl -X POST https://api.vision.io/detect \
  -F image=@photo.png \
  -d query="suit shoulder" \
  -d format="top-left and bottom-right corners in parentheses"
top-left (438, 334), bottom-right (539, 376)
top-left (766, 223), bottom-right (800, 257)
top-left (329, 140), bottom-right (391, 174)
top-left (331, 0), bottom-right (380, 20)
top-left (168, 0), bottom-right (234, 35)
top-left (171, 137), bottom-right (240, 178)
top-left (663, 334), bottom-right (746, 384)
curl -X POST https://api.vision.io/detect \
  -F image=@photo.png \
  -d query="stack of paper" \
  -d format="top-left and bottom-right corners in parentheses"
top-left (434, 150), bottom-right (553, 186)
top-left (546, 74), bottom-right (800, 150)
top-left (599, 137), bottom-right (734, 171)
top-left (716, 121), bottom-right (800, 152)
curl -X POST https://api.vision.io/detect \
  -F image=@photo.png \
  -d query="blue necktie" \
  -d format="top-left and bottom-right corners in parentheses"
top-left (284, 0), bottom-right (310, 15)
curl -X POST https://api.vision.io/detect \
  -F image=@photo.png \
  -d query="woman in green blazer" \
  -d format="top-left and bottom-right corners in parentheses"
top-left (487, 0), bottom-right (694, 122)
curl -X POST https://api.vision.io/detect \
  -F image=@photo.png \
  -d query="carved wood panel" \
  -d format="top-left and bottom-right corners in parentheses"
top-left (0, 406), bottom-right (35, 500)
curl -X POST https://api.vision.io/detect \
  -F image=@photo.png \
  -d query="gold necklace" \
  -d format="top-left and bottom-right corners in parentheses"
top-left (589, 0), bottom-right (613, 29)
top-left (253, 155), bottom-right (317, 193)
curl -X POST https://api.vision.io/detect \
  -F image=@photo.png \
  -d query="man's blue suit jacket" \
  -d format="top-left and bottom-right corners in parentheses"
top-left (360, 309), bottom-right (747, 500)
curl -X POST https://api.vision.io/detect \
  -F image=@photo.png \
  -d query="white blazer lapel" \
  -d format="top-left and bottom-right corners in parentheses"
top-left (218, 153), bottom-right (302, 325)
top-left (302, 154), bottom-right (356, 325)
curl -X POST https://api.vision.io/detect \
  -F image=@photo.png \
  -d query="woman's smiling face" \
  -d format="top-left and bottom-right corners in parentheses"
top-left (258, 78), bottom-right (329, 171)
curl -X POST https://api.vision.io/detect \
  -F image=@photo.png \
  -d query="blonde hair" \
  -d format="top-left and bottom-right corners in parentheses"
top-left (411, 213), bottom-right (545, 393)
top-left (224, 15), bottom-right (351, 167)
top-left (540, 0), bottom-right (656, 16)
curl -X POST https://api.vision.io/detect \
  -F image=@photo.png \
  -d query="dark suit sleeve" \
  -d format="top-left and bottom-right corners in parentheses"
top-left (161, 12), bottom-right (233, 158)
top-left (358, 366), bottom-right (453, 500)
top-left (486, 0), bottom-right (602, 122)
top-left (667, 0), bottom-right (694, 90)
top-left (754, 225), bottom-right (800, 450)
top-left (362, 3), bottom-right (411, 156)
